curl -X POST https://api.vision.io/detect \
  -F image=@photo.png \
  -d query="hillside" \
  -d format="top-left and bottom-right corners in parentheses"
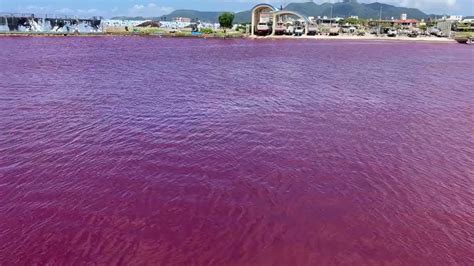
top-left (158, 9), bottom-right (252, 24)
top-left (163, 10), bottom-right (223, 22)
top-left (280, 2), bottom-right (428, 20)
top-left (111, 9), bottom-right (250, 23)
top-left (112, 1), bottom-right (433, 23)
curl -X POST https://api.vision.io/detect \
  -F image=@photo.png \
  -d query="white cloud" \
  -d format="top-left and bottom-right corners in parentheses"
top-left (128, 3), bottom-right (174, 17)
top-left (379, 0), bottom-right (457, 8)
top-left (25, 5), bottom-right (49, 11)
top-left (54, 8), bottom-right (100, 16)
top-left (77, 9), bottom-right (99, 14)
top-left (56, 7), bottom-right (74, 14)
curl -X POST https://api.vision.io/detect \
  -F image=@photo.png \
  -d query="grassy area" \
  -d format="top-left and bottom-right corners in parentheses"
top-left (0, 28), bottom-right (248, 38)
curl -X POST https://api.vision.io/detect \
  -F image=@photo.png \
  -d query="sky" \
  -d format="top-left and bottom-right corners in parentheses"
top-left (0, 0), bottom-right (472, 17)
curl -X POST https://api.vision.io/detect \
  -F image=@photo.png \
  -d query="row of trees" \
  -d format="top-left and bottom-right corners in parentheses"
top-left (216, 13), bottom-right (432, 32)
top-left (195, 13), bottom-right (235, 35)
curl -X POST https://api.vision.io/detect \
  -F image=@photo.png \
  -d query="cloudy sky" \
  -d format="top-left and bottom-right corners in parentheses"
top-left (0, 0), bottom-right (472, 17)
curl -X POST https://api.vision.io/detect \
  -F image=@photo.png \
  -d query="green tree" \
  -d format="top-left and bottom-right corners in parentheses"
top-left (219, 12), bottom-right (234, 29)
top-left (342, 18), bottom-right (360, 25)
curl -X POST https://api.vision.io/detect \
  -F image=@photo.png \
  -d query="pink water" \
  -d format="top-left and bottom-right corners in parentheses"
top-left (0, 37), bottom-right (473, 265)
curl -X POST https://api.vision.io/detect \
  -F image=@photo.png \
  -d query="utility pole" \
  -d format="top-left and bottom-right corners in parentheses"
top-left (330, 5), bottom-right (333, 27)
top-left (378, 6), bottom-right (382, 35)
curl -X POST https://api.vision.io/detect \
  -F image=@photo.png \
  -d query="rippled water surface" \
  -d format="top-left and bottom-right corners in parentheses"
top-left (0, 37), bottom-right (473, 265)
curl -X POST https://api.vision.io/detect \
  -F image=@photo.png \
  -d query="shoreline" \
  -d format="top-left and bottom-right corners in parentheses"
top-left (250, 34), bottom-right (457, 43)
top-left (0, 31), bottom-right (458, 43)
top-left (0, 31), bottom-right (244, 39)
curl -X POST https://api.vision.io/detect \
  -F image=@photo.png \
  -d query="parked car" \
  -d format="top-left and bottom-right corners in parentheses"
top-left (387, 29), bottom-right (397, 37)
top-left (256, 22), bottom-right (272, 35)
top-left (329, 27), bottom-right (340, 36)
top-left (274, 22), bottom-right (286, 35)
top-left (294, 26), bottom-right (304, 36)
top-left (429, 28), bottom-right (447, 37)
top-left (407, 30), bottom-right (419, 38)
top-left (357, 29), bottom-right (366, 36)
top-left (307, 24), bottom-right (318, 36)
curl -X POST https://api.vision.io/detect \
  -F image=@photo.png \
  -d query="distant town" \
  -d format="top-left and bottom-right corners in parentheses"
top-left (1, 1), bottom-right (473, 43)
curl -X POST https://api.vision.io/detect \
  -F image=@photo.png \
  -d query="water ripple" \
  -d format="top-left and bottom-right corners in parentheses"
top-left (0, 37), bottom-right (473, 265)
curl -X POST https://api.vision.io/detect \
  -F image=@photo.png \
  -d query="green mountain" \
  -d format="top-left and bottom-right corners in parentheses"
top-left (161, 10), bottom-right (225, 22)
top-left (112, 1), bottom-right (433, 23)
top-left (110, 16), bottom-right (149, 21)
top-left (276, 1), bottom-right (428, 21)
top-left (156, 9), bottom-right (253, 24)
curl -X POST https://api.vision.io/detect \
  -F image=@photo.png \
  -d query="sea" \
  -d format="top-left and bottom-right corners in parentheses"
top-left (0, 37), bottom-right (473, 265)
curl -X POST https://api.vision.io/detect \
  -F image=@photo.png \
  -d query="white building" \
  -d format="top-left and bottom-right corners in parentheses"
top-left (441, 15), bottom-right (463, 21)
top-left (173, 17), bottom-right (192, 23)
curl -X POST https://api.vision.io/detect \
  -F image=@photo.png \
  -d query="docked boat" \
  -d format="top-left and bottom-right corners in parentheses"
top-left (454, 33), bottom-right (474, 44)
top-left (429, 27), bottom-right (447, 37)
top-left (453, 20), bottom-right (474, 44)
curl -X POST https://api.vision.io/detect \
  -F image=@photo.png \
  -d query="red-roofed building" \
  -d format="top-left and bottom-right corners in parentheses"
top-left (394, 19), bottom-right (418, 29)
